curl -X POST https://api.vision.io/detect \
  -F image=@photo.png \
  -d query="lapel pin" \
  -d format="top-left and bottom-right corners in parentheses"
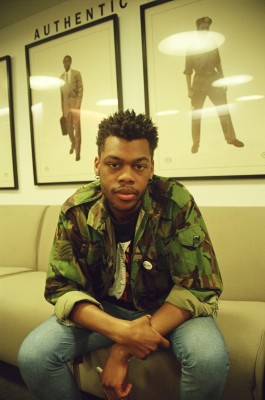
top-left (143, 261), bottom-right (153, 270)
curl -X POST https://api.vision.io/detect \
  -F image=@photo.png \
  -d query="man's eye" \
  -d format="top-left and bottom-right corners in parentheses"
top-left (109, 163), bottom-right (120, 169)
top-left (135, 164), bottom-right (146, 171)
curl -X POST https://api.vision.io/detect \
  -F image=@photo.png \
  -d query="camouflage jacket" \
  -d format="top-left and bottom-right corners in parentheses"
top-left (45, 176), bottom-right (223, 325)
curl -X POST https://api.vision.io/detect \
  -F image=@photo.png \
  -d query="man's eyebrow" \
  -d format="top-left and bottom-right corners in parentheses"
top-left (104, 156), bottom-right (121, 161)
top-left (103, 155), bottom-right (150, 163)
top-left (133, 157), bottom-right (150, 163)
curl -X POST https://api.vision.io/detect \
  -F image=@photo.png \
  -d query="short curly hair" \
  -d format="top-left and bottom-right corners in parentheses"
top-left (96, 109), bottom-right (158, 158)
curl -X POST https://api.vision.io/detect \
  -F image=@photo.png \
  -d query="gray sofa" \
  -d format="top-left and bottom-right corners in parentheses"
top-left (0, 205), bottom-right (264, 399)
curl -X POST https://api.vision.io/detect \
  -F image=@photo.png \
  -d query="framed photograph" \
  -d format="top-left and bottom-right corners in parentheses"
top-left (25, 15), bottom-right (123, 185)
top-left (0, 55), bottom-right (18, 189)
top-left (141, 0), bottom-right (265, 179)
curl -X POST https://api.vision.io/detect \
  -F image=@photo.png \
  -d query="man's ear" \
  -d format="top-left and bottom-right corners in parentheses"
top-left (150, 159), bottom-right (154, 179)
top-left (94, 156), bottom-right (100, 177)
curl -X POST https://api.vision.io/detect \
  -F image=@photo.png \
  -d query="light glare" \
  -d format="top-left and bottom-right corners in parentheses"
top-left (236, 95), bottom-right (264, 102)
top-left (96, 99), bottom-right (118, 106)
top-left (30, 76), bottom-right (65, 90)
top-left (0, 107), bottom-right (9, 116)
top-left (156, 110), bottom-right (179, 116)
top-left (212, 75), bottom-right (253, 87)
top-left (159, 31), bottom-right (225, 56)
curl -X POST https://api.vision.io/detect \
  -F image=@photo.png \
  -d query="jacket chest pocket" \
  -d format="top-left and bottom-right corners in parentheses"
top-left (177, 224), bottom-right (207, 272)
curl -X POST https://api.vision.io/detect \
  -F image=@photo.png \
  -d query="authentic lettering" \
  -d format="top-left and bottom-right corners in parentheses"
top-left (33, 0), bottom-right (128, 40)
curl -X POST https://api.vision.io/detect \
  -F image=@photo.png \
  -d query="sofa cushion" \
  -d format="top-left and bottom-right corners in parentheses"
top-left (0, 267), bottom-right (32, 277)
top-left (0, 205), bottom-right (46, 271)
top-left (217, 300), bottom-right (265, 400)
top-left (200, 207), bottom-right (265, 302)
top-left (37, 205), bottom-right (61, 272)
top-left (0, 271), bottom-right (53, 366)
top-left (76, 347), bottom-right (180, 399)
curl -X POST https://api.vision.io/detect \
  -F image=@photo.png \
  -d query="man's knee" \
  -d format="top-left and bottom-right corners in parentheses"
top-left (18, 334), bottom-right (43, 371)
top-left (18, 327), bottom-right (60, 372)
top-left (194, 344), bottom-right (228, 372)
top-left (170, 317), bottom-right (229, 371)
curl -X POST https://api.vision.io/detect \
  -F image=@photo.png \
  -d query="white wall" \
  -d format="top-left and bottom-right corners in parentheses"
top-left (0, 0), bottom-right (264, 206)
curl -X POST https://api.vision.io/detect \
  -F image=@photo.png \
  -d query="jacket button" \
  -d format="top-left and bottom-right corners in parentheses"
top-left (193, 235), bottom-right (200, 247)
top-left (143, 261), bottom-right (153, 270)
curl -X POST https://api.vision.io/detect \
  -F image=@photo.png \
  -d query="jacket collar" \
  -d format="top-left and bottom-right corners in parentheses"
top-left (62, 180), bottom-right (160, 234)
top-left (87, 184), bottom-right (156, 234)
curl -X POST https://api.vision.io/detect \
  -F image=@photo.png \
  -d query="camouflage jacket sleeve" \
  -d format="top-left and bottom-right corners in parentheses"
top-left (45, 208), bottom-right (103, 326)
top-left (164, 197), bottom-right (222, 318)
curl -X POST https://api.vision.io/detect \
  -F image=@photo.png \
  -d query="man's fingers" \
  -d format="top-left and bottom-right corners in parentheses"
top-left (103, 383), bottom-right (132, 400)
top-left (160, 336), bottom-right (170, 349)
top-left (148, 324), bottom-right (170, 349)
top-left (120, 382), bottom-right (132, 398)
top-left (96, 366), bottom-right (132, 400)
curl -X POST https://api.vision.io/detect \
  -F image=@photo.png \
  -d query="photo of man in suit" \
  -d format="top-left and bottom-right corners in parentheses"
top-left (60, 55), bottom-right (83, 161)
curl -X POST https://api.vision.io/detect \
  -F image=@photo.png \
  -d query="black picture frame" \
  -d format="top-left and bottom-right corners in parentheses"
top-left (25, 14), bottom-right (123, 185)
top-left (0, 55), bottom-right (18, 189)
top-left (141, 0), bottom-right (265, 180)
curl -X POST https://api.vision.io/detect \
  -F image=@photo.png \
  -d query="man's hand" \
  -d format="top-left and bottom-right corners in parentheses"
top-left (70, 303), bottom-right (169, 360)
top-left (98, 344), bottom-right (132, 400)
top-left (119, 315), bottom-right (169, 360)
top-left (188, 89), bottom-right (194, 98)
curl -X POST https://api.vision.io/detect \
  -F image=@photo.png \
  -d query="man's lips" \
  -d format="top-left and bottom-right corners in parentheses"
top-left (113, 188), bottom-right (138, 201)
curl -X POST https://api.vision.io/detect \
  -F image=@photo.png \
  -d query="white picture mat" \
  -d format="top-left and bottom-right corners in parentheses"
top-left (143, 0), bottom-right (265, 178)
top-left (0, 57), bottom-right (17, 189)
top-left (27, 16), bottom-right (121, 184)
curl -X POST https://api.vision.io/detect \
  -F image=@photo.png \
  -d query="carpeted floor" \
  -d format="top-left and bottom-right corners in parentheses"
top-left (0, 361), bottom-right (101, 400)
top-left (0, 361), bottom-right (35, 400)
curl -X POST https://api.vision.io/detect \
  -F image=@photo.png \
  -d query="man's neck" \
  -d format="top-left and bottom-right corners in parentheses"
top-left (109, 207), bottom-right (140, 225)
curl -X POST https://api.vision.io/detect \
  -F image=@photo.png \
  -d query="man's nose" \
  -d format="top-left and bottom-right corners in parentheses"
top-left (118, 166), bottom-right (135, 182)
